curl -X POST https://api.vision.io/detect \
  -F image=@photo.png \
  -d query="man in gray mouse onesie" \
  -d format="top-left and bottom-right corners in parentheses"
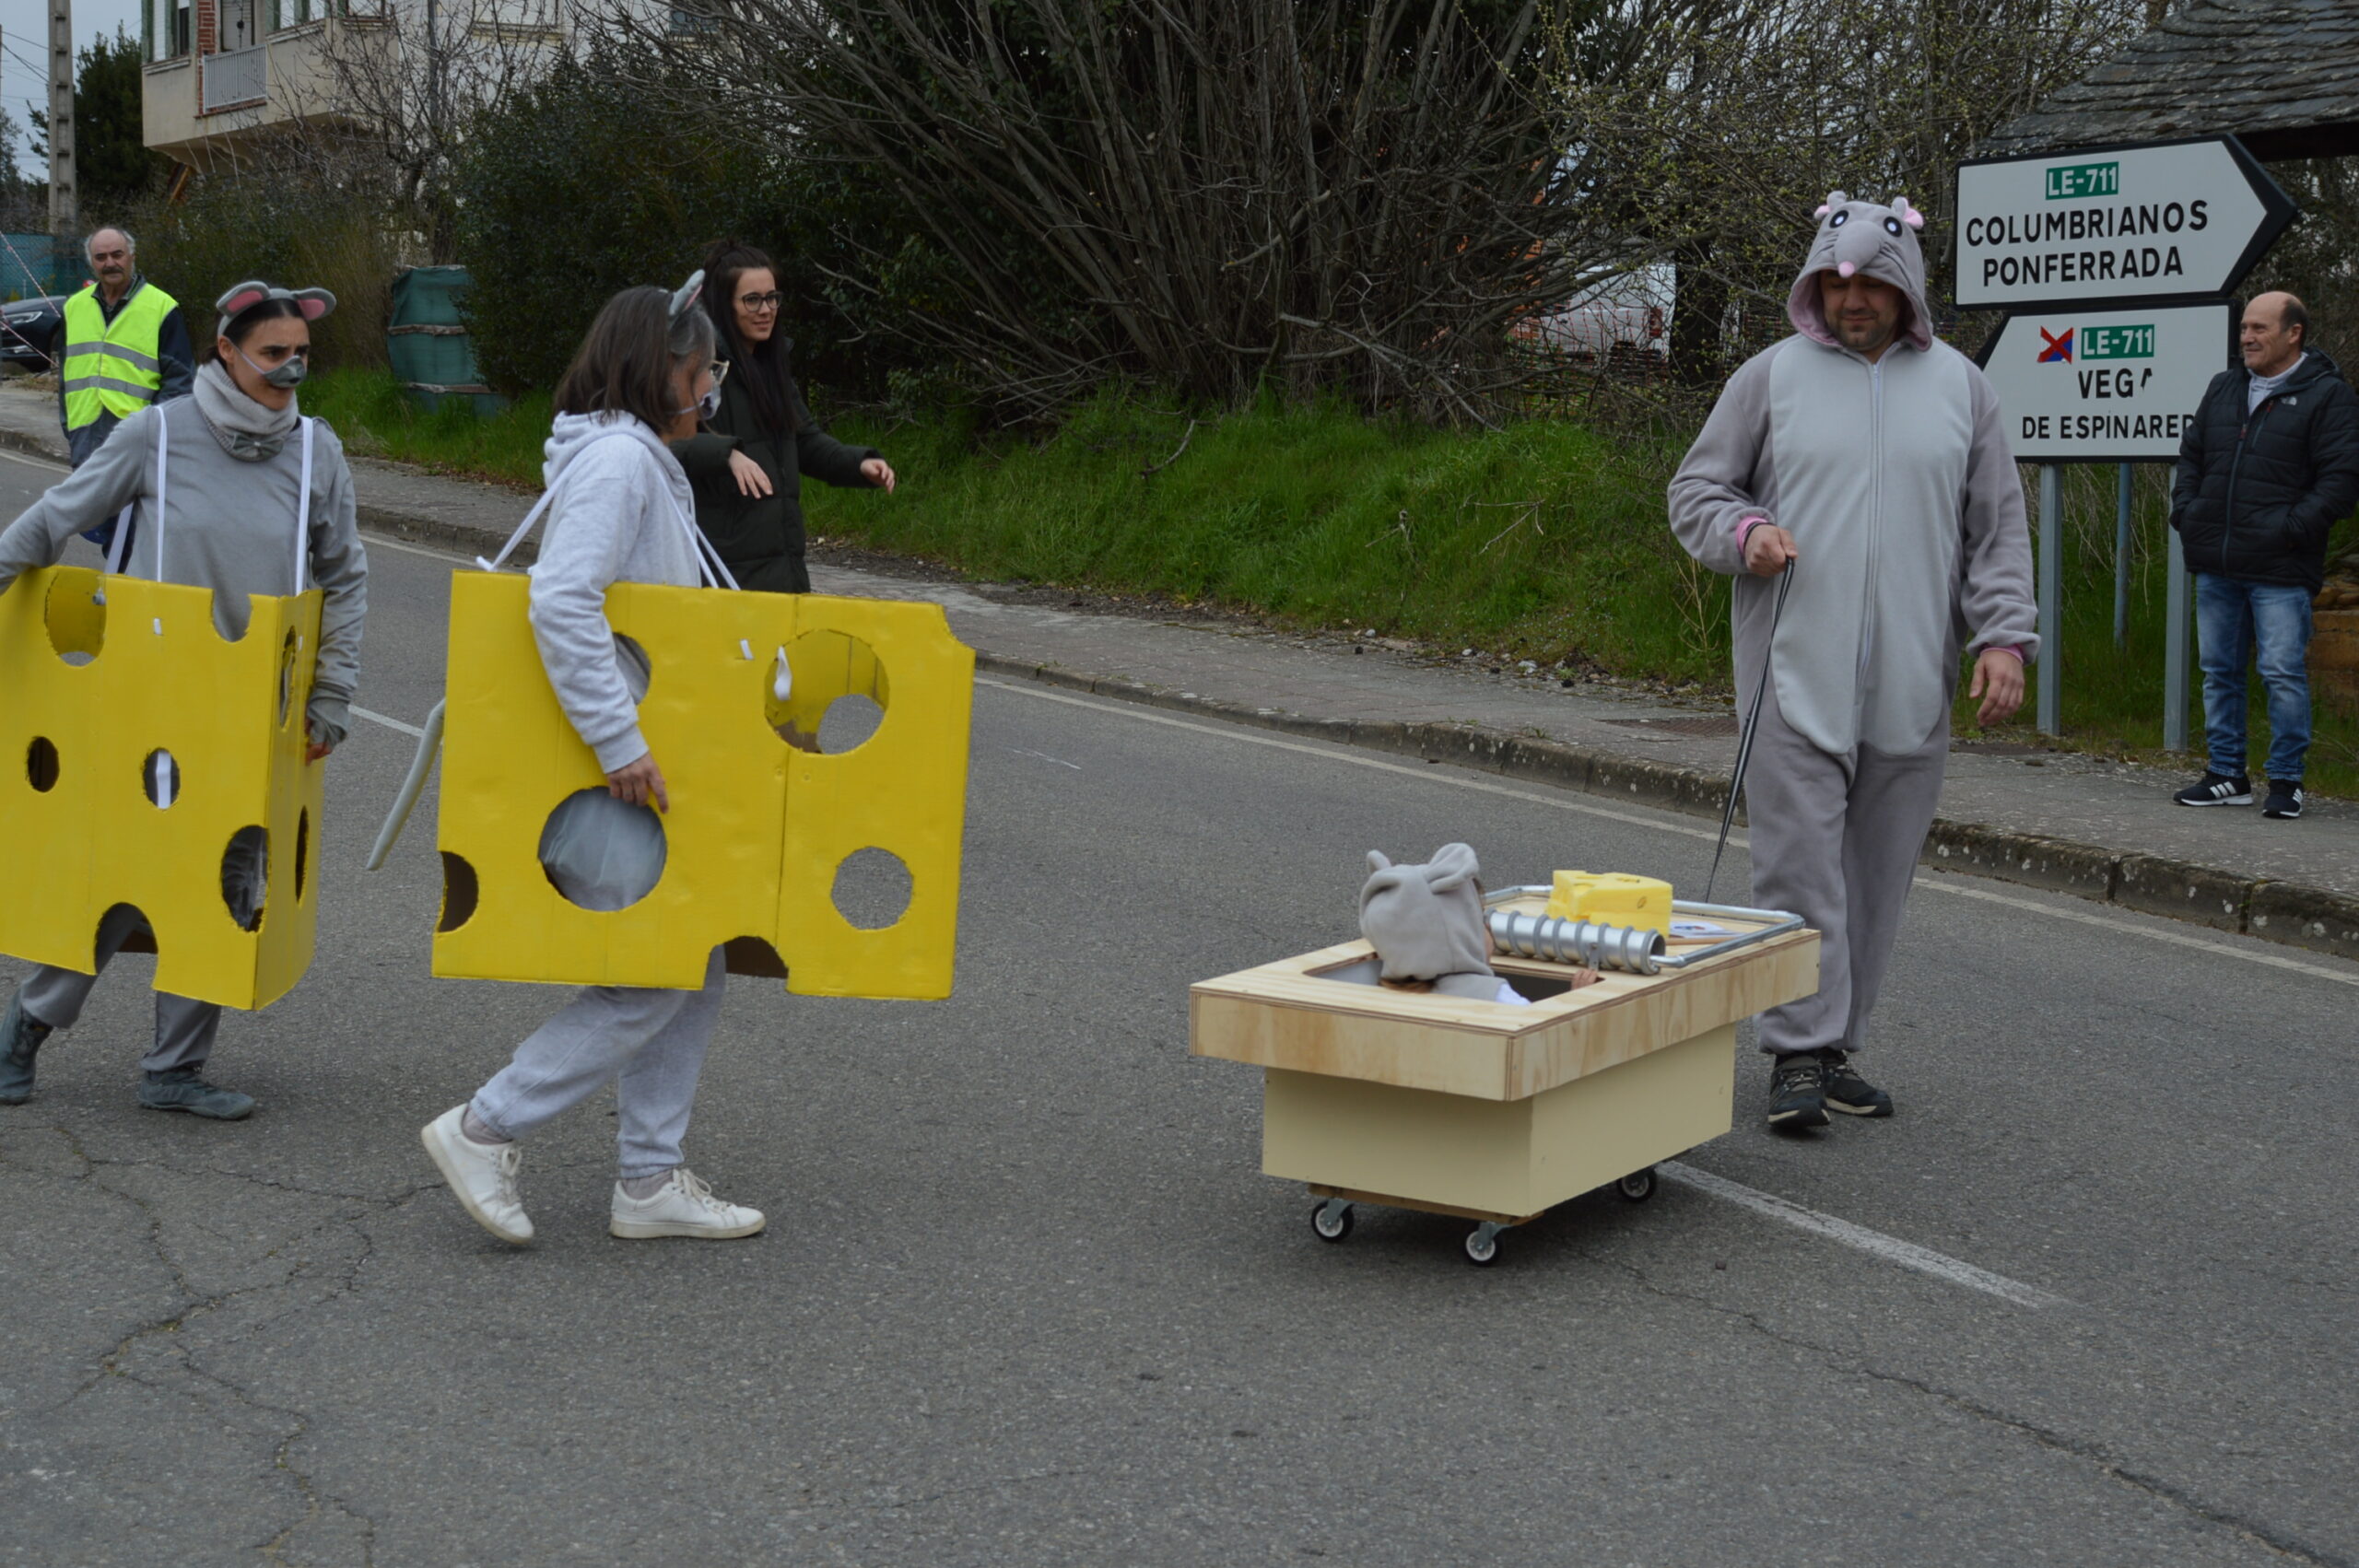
top-left (1669, 192), bottom-right (2037, 1129)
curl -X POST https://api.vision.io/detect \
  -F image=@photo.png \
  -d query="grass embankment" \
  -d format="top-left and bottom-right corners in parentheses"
top-left (305, 368), bottom-right (549, 488)
top-left (308, 370), bottom-right (2359, 797)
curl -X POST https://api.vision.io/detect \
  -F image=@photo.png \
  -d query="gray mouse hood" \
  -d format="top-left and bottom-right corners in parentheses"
top-left (1786, 192), bottom-right (1935, 354)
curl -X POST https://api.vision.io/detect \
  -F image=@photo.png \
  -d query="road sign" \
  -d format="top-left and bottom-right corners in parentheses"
top-left (1955, 137), bottom-right (2296, 310)
top-left (1974, 301), bottom-right (2233, 463)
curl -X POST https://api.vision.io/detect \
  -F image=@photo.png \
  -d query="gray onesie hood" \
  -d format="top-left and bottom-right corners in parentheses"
top-left (1786, 192), bottom-right (1935, 355)
top-left (1358, 843), bottom-right (1499, 1001)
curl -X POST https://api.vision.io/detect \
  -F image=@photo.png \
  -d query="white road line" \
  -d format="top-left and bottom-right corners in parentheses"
top-left (363, 533), bottom-right (475, 563)
top-left (977, 676), bottom-right (1736, 844)
top-left (0, 448), bottom-right (67, 473)
top-left (978, 677), bottom-right (2359, 987)
top-left (1659, 1162), bottom-right (2071, 1308)
top-left (351, 706), bottom-right (426, 738)
top-left (1919, 876), bottom-right (2359, 988)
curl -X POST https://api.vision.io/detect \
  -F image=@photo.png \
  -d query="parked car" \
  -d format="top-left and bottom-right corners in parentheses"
top-left (0, 296), bottom-right (65, 369)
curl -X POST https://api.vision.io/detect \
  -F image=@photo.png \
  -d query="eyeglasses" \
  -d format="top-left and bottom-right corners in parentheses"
top-left (737, 292), bottom-right (784, 312)
top-left (710, 358), bottom-right (731, 387)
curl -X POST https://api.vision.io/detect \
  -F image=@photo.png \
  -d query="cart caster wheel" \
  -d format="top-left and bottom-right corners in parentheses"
top-left (1310, 1199), bottom-right (1354, 1243)
top-left (1463, 1223), bottom-right (1502, 1267)
top-left (1615, 1166), bottom-right (1658, 1203)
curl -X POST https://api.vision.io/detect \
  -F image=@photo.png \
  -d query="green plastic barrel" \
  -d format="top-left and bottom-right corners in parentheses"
top-left (388, 265), bottom-right (506, 417)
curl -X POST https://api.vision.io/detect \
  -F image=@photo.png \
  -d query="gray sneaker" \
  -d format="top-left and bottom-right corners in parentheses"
top-left (137, 1068), bottom-right (255, 1120)
top-left (1, 993), bottom-right (53, 1106)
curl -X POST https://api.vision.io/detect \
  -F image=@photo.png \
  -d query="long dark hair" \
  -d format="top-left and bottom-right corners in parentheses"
top-left (698, 239), bottom-right (799, 436)
top-left (555, 286), bottom-right (715, 432)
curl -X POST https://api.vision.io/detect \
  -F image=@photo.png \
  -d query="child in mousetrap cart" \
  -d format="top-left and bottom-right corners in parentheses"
top-left (0, 281), bottom-right (368, 1120)
top-left (419, 276), bottom-right (765, 1246)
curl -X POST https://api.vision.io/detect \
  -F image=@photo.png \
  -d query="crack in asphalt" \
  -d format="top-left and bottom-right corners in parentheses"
top-left (1598, 1252), bottom-right (2346, 1568)
top-left (5, 1120), bottom-right (392, 1565)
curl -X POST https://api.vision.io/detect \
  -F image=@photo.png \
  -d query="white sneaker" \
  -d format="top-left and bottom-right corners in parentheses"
top-left (609, 1168), bottom-right (766, 1240)
top-left (421, 1106), bottom-right (534, 1245)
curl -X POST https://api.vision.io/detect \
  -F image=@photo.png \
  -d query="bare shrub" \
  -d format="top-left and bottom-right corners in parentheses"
top-left (607, 0), bottom-right (1646, 424)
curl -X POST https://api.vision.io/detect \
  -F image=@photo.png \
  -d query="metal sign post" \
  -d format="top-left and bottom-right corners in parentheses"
top-left (2037, 464), bottom-right (2063, 733)
top-left (2114, 463), bottom-right (2132, 649)
top-left (2165, 526), bottom-right (2192, 752)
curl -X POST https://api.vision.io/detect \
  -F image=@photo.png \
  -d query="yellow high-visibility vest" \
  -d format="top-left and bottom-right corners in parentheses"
top-left (61, 280), bottom-right (178, 432)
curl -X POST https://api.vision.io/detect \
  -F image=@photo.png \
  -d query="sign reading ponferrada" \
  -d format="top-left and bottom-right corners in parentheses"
top-left (1954, 137), bottom-right (2296, 310)
top-left (1972, 301), bottom-right (2234, 462)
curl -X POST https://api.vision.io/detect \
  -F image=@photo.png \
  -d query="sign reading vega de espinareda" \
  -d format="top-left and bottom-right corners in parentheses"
top-left (1955, 137), bottom-right (2297, 310)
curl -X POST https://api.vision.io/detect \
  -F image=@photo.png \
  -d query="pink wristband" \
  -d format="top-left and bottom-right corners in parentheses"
top-left (1735, 515), bottom-right (1768, 554)
top-left (1983, 644), bottom-right (2026, 664)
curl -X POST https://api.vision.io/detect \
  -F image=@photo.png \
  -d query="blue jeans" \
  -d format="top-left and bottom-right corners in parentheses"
top-left (2195, 574), bottom-right (2314, 783)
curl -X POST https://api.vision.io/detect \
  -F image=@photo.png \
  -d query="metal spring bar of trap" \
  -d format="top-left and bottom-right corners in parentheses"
top-left (1481, 889), bottom-right (1804, 977)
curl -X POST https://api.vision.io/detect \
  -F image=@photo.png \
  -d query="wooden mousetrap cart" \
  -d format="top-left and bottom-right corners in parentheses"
top-left (1188, 894), bottom-right (1820, 1266)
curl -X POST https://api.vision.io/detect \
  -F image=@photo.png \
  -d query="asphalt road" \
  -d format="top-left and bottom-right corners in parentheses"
top-left (3, 445), bottom-right (2355, 1567)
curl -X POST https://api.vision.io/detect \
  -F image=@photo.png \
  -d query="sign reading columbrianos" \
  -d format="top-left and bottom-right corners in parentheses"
top-left (1955, 137), bottom-right (2296, 310)
top-left (1973, 302), bottom-right (2234, 462)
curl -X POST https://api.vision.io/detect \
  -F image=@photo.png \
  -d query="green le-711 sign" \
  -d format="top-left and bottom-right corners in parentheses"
top-left (2080, 322), bottom-right (2153, 358)
top-left (2045, 160), bottom-right (2121, 200)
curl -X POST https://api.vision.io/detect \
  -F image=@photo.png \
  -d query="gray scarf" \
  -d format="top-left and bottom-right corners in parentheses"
top-left (194, 358), bottom-right (300, 462)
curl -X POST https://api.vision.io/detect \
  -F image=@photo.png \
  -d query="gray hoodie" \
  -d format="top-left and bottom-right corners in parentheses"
top-left (0, 390), bottom-right (367, 742)
top-left (1667, 193), bottom-right (2037, 757)
top-left (527, 411), bottom-right (709, 773)
top-left (1358, 843), bottom-right (1502, 1001)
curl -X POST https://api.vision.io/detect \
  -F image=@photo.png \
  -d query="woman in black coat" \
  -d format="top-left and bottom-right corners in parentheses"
top-left (670, 240), bottom-right (895, 593)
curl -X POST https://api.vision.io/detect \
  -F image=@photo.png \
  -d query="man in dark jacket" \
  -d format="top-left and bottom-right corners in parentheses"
top-left (2170, 292), bottom-right (2359, 820)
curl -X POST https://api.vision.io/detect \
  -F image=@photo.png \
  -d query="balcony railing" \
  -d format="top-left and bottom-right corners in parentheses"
top-left (200, 45), bottom-right (267, 111)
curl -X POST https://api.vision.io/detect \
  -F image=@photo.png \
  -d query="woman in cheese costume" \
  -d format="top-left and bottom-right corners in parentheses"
top-left (0, 281), bottom-right (368, 1121)
top-left (420, 279), bottom-right (767, 1246)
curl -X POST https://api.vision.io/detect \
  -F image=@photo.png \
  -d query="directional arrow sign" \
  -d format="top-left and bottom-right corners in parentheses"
top-left (1973, 301), bottom-right (2234, 462)
top-left (1955, 136), bottom-right (2296, 310)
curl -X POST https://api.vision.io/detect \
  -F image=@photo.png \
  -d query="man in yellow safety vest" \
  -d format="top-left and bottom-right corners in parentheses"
top-left (58, 227), bottom-right (195, 468)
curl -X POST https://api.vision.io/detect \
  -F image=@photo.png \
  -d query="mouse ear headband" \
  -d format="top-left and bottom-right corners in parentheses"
top-left (668, 270), bottom-right (706, 322)
top-left (215, 279), bottom-right (336, 342)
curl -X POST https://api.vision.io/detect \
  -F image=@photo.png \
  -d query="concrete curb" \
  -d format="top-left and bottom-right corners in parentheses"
top-left (9, 410), bottom-right (2357, 964)
top-left (972, 652), bottom-right (2359, 964)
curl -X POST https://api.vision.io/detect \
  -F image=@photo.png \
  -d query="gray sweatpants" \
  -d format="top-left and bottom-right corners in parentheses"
top-left (470, 945), bottom-right (727, 1179)
top-left (1743, 678), bottom-right (1948, 1059)
top-left (18, 904), bottom-right (222, 1073)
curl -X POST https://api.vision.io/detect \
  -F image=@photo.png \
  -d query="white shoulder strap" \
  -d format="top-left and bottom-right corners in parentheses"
top-left (476, 428), bottom-right (737, 591)
top-left (141, 403), bottom-right (171, 575)
top-left (475, 487), bottom-right (556, 574)
top-left (293, 416), bottom-right (314, 593)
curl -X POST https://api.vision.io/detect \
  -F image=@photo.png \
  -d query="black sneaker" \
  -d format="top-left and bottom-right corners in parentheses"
top-left (2263, 780), bottom-right (2305, 820)
top-left (0, 993), bottom-right (53, 1106)
top-left (1766, 1056), bottom-right (1828, 1129)
top-left (1820, 1050), bottom-right (1894, 1117)
top-left (2174, 772), bottom-right (2252, 807)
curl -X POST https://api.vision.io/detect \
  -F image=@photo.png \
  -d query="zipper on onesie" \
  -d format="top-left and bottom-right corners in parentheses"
top-left (1860, 357), bottom-right (1884, 732)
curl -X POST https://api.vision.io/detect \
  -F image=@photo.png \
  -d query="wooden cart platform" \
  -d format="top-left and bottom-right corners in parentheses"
top-left (1188, 896), bottom-right (1820, 1264)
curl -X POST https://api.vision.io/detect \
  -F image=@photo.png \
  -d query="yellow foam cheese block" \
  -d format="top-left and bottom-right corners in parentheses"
top-left (432, 572), bottom-right (975, 999)
top-left (0, 566), bottom-right (325, 1010)
top-left (1543, 870), bottom-right (1672, 936)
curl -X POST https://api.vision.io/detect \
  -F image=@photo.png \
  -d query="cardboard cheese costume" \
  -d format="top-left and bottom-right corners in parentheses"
top-left (1668, 193), bottom-right (2036, 1074)
top-left (431, 568), bottom-right (972, 998)
top-left (0, 311), bottom-right (365, 1104)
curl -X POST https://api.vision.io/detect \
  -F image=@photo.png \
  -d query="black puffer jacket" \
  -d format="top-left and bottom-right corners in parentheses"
top-left (2171, 349), bottom-right (2359, 592)
top-left (669, 344), bottom-right (879, 594)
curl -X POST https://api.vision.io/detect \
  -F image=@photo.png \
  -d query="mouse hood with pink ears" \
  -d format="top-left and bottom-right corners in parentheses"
top-left (1787, 192), bottom-right (1934, 354)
